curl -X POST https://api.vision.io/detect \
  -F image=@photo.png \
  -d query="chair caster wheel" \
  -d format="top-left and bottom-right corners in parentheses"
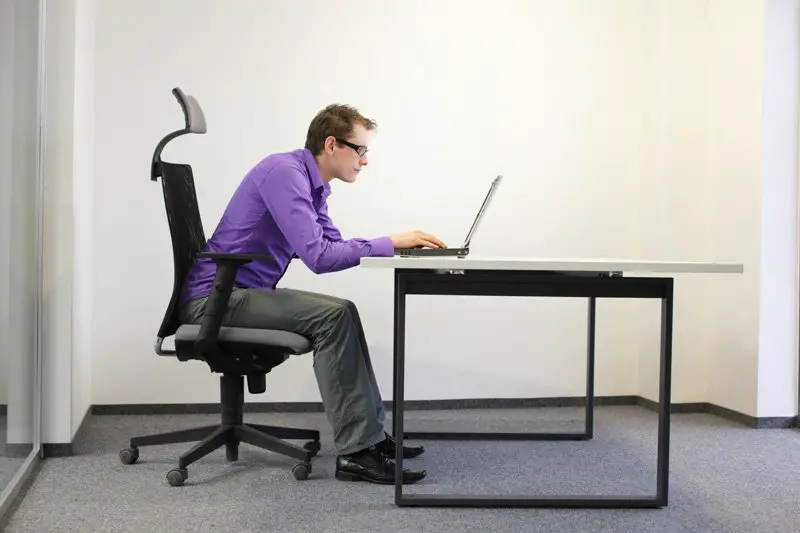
top-left (119, 447), bottom-right (139, 465)
top-left (303, 440), bottom-right (321, 457)
top-left (292, 463), bottom-right (311, 480)
top-left (166, 468), bottom-right (188, 487)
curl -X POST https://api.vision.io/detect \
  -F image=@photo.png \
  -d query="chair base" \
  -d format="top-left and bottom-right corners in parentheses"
top-left (118, 374), bottom-right (321, 485)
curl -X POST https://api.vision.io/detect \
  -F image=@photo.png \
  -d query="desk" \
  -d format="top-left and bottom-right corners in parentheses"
top-left (360, 256), bottom-right (743, 509)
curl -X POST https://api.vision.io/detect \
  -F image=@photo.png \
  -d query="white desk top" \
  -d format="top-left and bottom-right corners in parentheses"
top-left (360, 256), bottom-right (743, 274)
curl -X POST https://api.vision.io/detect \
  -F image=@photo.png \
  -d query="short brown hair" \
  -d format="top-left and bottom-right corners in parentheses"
top-left (305, 104), bottom-right (377, 155)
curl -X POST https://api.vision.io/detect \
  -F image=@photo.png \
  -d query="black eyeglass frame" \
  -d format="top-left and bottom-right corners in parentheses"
top-left (335, 137), bottom-right (368, 157)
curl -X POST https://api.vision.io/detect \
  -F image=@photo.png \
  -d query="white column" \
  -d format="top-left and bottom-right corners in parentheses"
top-left (40, 0), bottom-right (77, 445)
top-left (1, 0), bottom-right (42, 447)
top-left (756, 0), bottom-right (800, 417)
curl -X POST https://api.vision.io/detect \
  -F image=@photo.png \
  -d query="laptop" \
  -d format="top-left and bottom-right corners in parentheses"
top-left (395, 174), bottom-right (503, 258)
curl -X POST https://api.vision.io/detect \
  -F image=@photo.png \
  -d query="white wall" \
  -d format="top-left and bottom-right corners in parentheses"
top-left (636, 0), bottom-right (799, 418)
top-left (699, 0), bottom-right (766, 419)
top-left (37, 0), bottom-right (800, 442)
top-left (91, 0), bottom-right (652, 406)
top-left (71, 0), bottom-right (94, 438)
top-left (635, 0), bottom-right (719, 405)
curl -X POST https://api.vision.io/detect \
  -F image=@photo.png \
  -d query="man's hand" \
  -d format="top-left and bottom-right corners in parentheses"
top-left (390, 230), bottom-right (447, 250)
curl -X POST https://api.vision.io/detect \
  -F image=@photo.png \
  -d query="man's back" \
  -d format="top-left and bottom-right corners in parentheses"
top-left (181, 148), bottom-right (317, 303)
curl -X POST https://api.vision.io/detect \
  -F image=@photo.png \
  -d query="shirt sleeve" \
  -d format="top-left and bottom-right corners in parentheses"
top-left (255, 163), bottom-right (394, 274)
top-left (317, 201), bottom-right (344, 242)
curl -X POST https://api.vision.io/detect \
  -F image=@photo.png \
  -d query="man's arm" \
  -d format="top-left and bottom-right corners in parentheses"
top-left (256, 163), bottom-right (394, 274)
top-left (317, 201), bottom-right (344, 242)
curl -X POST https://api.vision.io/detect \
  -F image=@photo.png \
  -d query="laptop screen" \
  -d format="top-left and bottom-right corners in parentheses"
top-left (462, 175), bottom-right (503, 248)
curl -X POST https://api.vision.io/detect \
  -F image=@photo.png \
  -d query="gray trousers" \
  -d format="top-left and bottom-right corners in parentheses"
top-left (180, 287), bottom-right (388, 455)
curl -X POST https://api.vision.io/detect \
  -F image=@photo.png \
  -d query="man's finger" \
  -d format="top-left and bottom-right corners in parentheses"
top-left (423, 233), bottom-right (446, 248)
top-left (418, 236), bottom-right (443, 249)
top-left (414, 237), bottom-right (432, 248)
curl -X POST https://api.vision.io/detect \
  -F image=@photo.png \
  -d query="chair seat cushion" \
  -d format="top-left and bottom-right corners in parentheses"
top-left (175, 324), bottom-right (312, 355)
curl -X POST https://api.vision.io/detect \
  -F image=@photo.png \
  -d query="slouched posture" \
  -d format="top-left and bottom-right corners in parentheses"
top-left (180, 104), bottom-right (446, 485)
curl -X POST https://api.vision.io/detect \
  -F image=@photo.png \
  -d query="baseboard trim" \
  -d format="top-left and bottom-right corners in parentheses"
top-left (41, 405), bottom-right (92, 458)
top-left (33, 396), bottom-right (797, 458)
top-left (635, 397), bottom-right (797, 429)
top-left (41, 443), bottom-right (71, 458)
top-left (91, 395), bottom-right (642, 415)
top-left (91, 396), bottom-right (797, 430)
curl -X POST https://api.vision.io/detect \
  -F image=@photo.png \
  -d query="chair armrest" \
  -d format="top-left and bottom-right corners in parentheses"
top-left (194, 252), bottom-right (273, 359)
top-left (197, 252), bottom-right (273, 262)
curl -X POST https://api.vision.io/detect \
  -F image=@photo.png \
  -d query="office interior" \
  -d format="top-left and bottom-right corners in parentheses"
top-left (1, 0), bottom-right (799, 531)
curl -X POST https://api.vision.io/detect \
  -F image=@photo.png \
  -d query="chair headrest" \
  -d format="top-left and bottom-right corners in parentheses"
top-left (172, 87), bottom-right (207, 134)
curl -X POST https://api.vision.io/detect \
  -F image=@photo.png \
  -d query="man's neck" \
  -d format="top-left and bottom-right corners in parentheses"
top-left (313, 154), bottom-right (335, 183)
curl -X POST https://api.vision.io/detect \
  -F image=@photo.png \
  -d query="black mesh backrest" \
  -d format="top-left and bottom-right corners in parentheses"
top-left (150, 88), bottom-right (209, 344)
top-left (155, 162), bottom-right (207, 339)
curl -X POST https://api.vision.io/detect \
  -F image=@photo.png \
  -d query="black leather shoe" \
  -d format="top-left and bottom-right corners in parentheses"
top-left (335, 445), bottom-right (427, 485)
top-left (375, 432), bottom-right (425, 459)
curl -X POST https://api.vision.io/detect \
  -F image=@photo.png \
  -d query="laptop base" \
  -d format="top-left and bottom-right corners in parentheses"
top-left (395, 247), bottom-right (469, 257)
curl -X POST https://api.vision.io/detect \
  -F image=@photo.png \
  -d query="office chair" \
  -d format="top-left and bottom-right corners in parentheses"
top-left (118, 87), bottom-right (320, 487)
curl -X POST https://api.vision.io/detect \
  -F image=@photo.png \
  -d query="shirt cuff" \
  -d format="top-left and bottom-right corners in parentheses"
top-left (369, 236), bottom-right (395, 257)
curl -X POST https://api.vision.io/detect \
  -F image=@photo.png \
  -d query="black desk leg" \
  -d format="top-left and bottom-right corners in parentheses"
top-left (391, 270), bottom-right (405, 441)
top-left (655, 284), bottom-right (673, 507)
top-left (391, 270), bottom-right (673, 509)
top-left (586, 296), bottom-right (597, 439)
top-left (586, 297), bottom-right (596, 438)
top-left (392, 270), bottom-right (407, 503)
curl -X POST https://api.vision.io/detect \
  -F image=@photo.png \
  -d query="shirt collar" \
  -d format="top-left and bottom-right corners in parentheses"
top-left (301, 148), bottom-right (328, 194)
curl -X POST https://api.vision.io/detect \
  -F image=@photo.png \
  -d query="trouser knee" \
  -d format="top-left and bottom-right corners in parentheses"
top-left (314, 301), bottom-right (352, 339)
top-left (310, 298), bottom-right (361, 351)
top-left (324, 296), bottom-right (358, 323)
top-left (326, 298), bottom-right (359, 323)
top-left (342, 299), bottom-right (359, 320)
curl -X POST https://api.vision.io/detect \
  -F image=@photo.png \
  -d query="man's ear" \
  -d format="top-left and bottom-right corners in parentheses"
top-left (324, 135), bottom-right (336, 155)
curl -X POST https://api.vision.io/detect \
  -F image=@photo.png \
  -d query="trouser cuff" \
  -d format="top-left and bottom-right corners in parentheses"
top-left (336, 429), bottom-right (387, 456)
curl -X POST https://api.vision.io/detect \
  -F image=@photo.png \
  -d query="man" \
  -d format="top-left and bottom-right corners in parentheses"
top-left (179, 104), bottom-right (446, 485)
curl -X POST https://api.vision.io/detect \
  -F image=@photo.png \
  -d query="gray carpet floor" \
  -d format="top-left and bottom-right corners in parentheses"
top-left (3, 406), bottom-right (800, 532)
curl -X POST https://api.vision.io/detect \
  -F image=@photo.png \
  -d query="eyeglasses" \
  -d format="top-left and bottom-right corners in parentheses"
top-left (335, 138), bottom-right (368, 158)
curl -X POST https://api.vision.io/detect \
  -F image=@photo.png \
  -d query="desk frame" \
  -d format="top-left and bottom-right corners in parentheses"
top-left (390, 268), bottom-right (673, 509)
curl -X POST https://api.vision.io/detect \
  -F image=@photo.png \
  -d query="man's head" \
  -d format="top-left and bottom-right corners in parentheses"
top-left (305, 104), bottom-right (377, 183)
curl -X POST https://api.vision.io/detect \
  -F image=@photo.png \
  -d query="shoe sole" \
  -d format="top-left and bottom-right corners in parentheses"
top-left (335, 471), bottom-right (425, 484)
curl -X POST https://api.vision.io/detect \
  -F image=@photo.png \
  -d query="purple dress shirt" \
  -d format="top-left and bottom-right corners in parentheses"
top-left (180, 148), bottom-right (394, 304)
